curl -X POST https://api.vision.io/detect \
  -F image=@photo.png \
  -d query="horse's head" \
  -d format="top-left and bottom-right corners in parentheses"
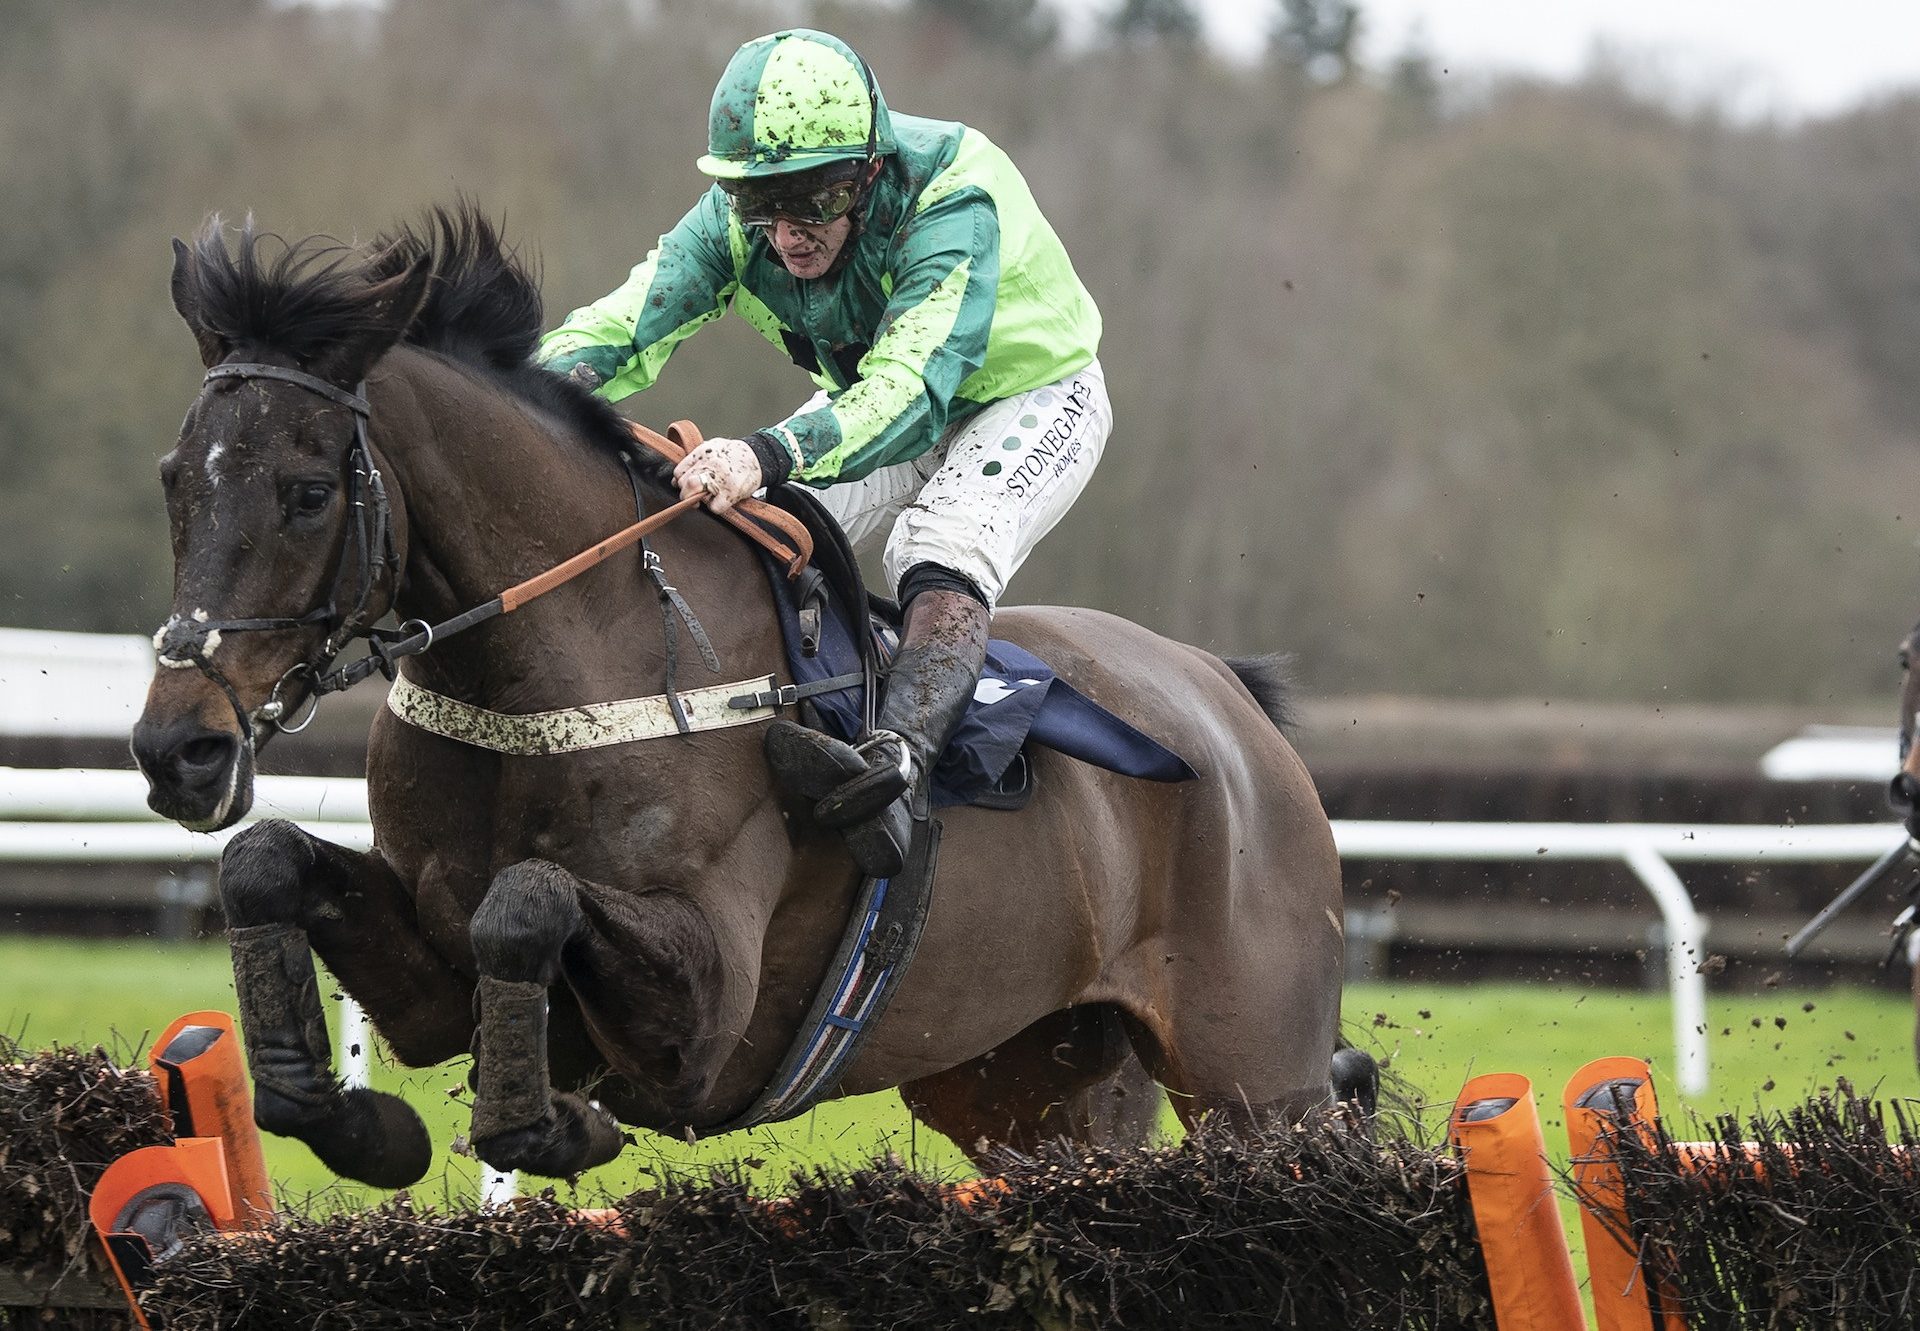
top-left (131, 220), bottom-right (430, 830)
top-left (1890, 620), bottom-right (1920, 836)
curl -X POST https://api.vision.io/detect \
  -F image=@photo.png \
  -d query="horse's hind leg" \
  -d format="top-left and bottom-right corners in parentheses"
top-left (901, 1005), bottom-right (1162, 1167)
top-left (221, 819), bottom-right (468, 1188)
top-left (465, 859), bottom-right (723, 1178)
top-left (1141, 958), bottom-right (1344, 1136)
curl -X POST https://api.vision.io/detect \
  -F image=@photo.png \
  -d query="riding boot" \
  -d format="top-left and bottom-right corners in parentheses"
top-left (765, 588), bottom-right (989, 878)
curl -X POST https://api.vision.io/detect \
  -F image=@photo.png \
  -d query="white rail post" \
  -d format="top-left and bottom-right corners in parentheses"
top-left (336, 995), bottom-right (517, 1205)
top-left (339, 995), bottom-right (371, 1090)
top-left (482, 1168), bottom-right (519, 1207)
top-left (1620, 843), bottom-right (1711, 1096)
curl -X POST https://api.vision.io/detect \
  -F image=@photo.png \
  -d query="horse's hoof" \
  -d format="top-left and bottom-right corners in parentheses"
top-left (1331, 1047), bottom-right (1379, 1118)
top-left (261, 1085), bottom-right (432, 1189)
top-left (319, 1088), bottom-right (433, 1189)
top-left (473, 1093), bottom-right (624, 1178)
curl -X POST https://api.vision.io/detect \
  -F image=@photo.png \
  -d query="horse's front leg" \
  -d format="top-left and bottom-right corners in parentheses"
top-left (466, 859), bottom-right (725, 1177)
top-left (221, 818), bottom-right (469, 1188)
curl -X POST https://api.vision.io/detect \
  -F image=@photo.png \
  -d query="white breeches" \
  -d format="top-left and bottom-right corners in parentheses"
top-left (810, 358), bottom-right (1110, 609)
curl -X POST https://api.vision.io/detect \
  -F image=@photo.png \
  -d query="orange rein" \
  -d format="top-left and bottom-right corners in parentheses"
top-left (628, 419), bottom-right (814, 578)
top-left (498, 492), bottom-right (702, 612)
top-left (492, 419), bottom-right (814, 616)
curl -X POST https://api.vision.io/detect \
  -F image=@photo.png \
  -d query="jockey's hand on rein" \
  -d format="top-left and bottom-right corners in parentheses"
top-left (673, 437), bottom-right (762, 514)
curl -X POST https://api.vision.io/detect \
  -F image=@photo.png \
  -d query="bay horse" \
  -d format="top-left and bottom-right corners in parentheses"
top-left (131, 206), bottom-right (1362, 1186)
top-left (1886, 621), bottom-right (1920, 1068)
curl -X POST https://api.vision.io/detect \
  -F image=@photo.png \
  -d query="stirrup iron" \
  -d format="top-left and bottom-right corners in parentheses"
top-left (856, 728), bottom-right (913, 783)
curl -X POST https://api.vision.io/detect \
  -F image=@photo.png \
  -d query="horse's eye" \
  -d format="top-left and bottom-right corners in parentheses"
top-left (289, 481), bottom-right (335, 516)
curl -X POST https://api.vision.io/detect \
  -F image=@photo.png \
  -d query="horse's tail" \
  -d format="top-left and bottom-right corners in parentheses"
top-left (1222, 652), bottom-right (1300, 738)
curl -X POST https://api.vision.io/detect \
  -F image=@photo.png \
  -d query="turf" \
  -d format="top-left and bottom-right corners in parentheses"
top-left (1348, 977), bottom-right (1920, 1129)
top-left (5, 935), bottom-right (1918, 1214)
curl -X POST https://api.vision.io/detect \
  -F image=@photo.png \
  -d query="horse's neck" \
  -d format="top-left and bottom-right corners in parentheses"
top-left (372, 352), bottom-right (774, 702)
top-left (374, 353), bottom-right (620, 613)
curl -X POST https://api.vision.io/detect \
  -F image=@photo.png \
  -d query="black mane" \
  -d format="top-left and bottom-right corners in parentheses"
top-left (179, 219), bottom-right (380, 366)
top-left (180, 204), bottom-right (666, 482)
top-left (367, 203), bottom-right (666, 479)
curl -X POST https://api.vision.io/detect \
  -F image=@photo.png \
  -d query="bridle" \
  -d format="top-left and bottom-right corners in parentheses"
top-left (1898, 619), bottom-right (1920, 762)
top-left (152, 361), bottom-right (403, 749)
top-left (148, 362), bottom-right (788, 754)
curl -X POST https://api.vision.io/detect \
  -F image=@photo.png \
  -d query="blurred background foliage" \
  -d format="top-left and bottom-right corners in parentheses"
top-left (4, 0), bottom-right (1919, 705)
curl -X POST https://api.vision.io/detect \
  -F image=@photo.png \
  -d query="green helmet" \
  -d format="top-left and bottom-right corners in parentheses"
top-left (697, 30), bottom-right (896, 180)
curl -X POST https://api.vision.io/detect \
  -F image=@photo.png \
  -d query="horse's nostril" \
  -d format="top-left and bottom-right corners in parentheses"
top-left (176, 733), bottom-right (236, 776)
top-left (1890, 773), bottom-right (1917, 812)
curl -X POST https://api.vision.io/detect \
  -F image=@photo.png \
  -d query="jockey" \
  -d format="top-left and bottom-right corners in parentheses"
top-left (537, 28), bottom-right (1109, 876)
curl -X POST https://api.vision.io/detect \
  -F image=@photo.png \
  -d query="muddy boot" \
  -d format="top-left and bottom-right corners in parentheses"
top-left (765, 587), bottom-right (988, 878)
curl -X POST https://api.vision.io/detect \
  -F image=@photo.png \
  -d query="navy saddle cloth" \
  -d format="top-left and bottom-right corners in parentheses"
top-left (764, 572), bottom-right (1199, 811)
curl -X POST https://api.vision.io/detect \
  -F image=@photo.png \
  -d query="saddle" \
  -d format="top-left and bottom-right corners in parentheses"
top-left (624, 420), bottom-right (1196, 809)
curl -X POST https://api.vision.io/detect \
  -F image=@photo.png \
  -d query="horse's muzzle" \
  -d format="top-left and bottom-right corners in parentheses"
top-left (130, 716), bottom-right (255, 832)
top-left (1886, 770), bottom-right (1920, 844)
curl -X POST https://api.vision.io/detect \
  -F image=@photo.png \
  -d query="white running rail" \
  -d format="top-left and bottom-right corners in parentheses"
top-left (1330, 820), bottom-right (1906, 1094)
top-left (6, 767), bottom-right (1910, 1097)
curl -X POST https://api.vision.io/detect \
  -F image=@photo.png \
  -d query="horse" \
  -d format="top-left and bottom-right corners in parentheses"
top-left (131, 205), bottom-right (1366, 1186)
top-left (1886, 621), bottom-right (1920, 1068)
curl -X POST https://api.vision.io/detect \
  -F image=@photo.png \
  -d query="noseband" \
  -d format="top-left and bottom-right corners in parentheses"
top-left (152, 361), bottom-right (401, 748)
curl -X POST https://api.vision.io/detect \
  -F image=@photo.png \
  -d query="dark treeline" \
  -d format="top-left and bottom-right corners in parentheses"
top-left (5, 0), bottom-right (1919, 705)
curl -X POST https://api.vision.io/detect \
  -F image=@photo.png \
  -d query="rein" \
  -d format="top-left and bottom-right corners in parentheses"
top-left (152, 362), bottom-right (814, 746)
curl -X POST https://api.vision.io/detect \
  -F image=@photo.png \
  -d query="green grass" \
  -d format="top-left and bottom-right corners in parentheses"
top-left (2, 936), bottom-right (975, 1212)
top-left (1346, 977), bottom-right (1920, 1127)
top-left (8, 935), bottom-right (1919, 1217)
top-left (1347, 976), bottom-right (1920, 1315)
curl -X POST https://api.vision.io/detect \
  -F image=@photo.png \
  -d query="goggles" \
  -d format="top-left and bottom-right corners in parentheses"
top-left (723, 175), bottom-right (865, 228)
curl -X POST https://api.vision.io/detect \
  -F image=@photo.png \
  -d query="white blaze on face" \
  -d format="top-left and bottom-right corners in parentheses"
top-left (203, 435), bottom-right (233, 487)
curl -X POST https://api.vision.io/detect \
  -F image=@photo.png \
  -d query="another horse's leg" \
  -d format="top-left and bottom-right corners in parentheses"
top-left (1910, 950), bottom-right (1920, 1074)
top-left (901, 1005), bottom-right (1161, 1167)
top-left (221, 819), bottom-right (468, 1188)
top-left (465, 859), bottom-right (722, 1178)
top-left (1331, 1045), bottom-right (1381, 1118)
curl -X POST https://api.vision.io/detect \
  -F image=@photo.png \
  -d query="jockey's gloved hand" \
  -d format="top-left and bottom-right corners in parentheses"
top-left (566, 362), bottom-right (603, 390)
top-left (673, 437), bottom-right (763, 514)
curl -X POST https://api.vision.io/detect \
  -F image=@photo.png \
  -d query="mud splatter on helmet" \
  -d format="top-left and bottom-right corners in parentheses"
top-left (697, 29), bottom-right (897, 180)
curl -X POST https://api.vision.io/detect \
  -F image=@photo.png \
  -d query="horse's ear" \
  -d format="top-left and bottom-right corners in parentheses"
top-left (314, 252), bottom-right (434, 386)
top-left (170, 237), bottom-right (229, 369)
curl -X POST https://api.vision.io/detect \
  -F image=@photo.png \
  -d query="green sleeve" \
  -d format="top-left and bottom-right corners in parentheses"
top-left (536, 190), bottom-right (740, 401)
top-left (774, 191), bottom-right (1000, 484)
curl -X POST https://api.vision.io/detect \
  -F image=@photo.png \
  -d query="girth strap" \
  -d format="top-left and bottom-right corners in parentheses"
top-left (727, 672), bottom-right (866, 712)
top-left (706, 815), bottom-right (943, 1134)
top-left (386, 672), bottom-right (779, 755)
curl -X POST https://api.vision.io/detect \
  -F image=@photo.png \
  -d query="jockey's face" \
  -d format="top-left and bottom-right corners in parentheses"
top-left (728, 160), bottom-right (882, 280)
top-left (765, 213), bottom-right (853, 280)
